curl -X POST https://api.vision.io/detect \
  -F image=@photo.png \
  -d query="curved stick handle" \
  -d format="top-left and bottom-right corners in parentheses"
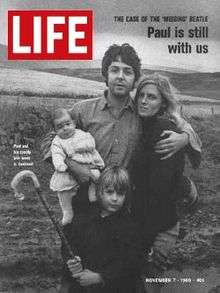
top-left (11, 170), bottom-right (40, 199)
top-left (11, 170), bottom-right (40, 190)
top-left (11, 170), bottom-right (79, 262)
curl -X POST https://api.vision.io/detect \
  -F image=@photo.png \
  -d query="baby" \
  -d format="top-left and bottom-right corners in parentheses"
top-left (50, 108), bottom-right (104, 225)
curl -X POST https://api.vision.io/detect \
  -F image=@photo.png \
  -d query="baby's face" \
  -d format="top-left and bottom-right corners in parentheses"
top-left (54, 113), bottom-right (76, 139)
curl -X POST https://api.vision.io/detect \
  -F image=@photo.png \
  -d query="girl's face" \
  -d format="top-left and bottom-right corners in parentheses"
top-left (100, 185), bottom-right (125, 217)
top-left (54, 113), bottom-right (76, 139)
top-left (137, 84), bottom-right (163, 118)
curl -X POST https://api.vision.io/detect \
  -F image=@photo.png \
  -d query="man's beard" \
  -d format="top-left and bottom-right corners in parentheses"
top-left (113, 88), bottom-right (130, 99)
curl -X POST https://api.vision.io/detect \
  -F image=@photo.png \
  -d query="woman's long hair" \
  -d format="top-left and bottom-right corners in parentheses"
top-left (135, 73), bottom-right (184, 128)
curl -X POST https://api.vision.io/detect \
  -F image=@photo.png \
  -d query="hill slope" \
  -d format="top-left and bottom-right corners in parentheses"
top-left (0, 67), bottom-right (105, 97)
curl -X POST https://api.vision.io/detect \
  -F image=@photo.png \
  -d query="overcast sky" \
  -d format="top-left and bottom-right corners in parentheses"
top-left (1, 0), bottom-right (220, 71)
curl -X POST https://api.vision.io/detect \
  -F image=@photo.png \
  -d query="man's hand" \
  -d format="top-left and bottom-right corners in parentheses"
top-left (72, 269), bottom-right (104, 287)
top-left (65, 158), bottom-right (92, 184)
top-left (155, 131), bottom-right (189, 160)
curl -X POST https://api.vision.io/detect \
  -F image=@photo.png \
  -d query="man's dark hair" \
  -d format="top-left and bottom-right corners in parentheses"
top-left (101, 43), bottom-right (141, 84)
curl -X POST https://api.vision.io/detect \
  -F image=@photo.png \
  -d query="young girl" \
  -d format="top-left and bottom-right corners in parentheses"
top-left (50, 108), bottom-right (104, 225)
top-left (61, 166), bottom-right (142, 293)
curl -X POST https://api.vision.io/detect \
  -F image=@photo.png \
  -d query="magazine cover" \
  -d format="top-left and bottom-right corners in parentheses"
top-left (0, 0), bottom-right (219, 292)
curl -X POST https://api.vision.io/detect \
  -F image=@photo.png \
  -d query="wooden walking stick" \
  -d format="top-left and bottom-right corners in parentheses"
top-left (11, 170), bottom-right (83, 273)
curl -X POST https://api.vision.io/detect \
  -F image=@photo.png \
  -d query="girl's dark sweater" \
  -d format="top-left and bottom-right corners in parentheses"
top-left (62, 205), bottom-right (143, 293)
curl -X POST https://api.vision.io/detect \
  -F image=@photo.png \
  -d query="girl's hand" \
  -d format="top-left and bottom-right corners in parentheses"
top-left (67, 257), bottom-right (82, 275)
top-left (72, 269), bottom-right (104, 287)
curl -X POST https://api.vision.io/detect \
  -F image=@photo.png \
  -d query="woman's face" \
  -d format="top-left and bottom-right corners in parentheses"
top-left (137, 84), bottom-right (163, 118)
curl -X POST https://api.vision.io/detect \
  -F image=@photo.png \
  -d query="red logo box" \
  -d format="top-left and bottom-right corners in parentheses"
top-left (8, 10), bottom-right (93, 60)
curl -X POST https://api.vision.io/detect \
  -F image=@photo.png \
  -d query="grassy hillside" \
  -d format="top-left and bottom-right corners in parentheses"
top-left (1, 42), bottom-right (219, 101)
top-left (0, 64), bottom-right (219, 103)
top-left (34, 67), bottom-right (220, 101)
top-left (0, 67), bottom-right (105, 98)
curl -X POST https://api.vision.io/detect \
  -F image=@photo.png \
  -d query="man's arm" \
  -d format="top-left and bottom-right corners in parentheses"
top-left (154, 131), bottom-right (188, 159)
top-left (64, 158), bottom-right (95, 184)
top-left (154, 119), bottom-right (202, 167)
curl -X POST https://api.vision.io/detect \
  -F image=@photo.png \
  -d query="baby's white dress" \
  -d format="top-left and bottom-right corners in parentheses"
top-left (50, 129), bottom-right (104, 192)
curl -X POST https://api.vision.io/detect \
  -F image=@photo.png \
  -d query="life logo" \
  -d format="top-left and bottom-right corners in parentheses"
top-left (8, 10), bottom-right (93, 60)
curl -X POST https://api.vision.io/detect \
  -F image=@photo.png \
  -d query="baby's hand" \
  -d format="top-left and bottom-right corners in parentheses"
top-left (67, 257), bottom-right (82, 276)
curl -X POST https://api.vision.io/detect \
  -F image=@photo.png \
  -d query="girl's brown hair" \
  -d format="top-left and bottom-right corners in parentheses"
top-left (97, 165), bottom-right (131, 206)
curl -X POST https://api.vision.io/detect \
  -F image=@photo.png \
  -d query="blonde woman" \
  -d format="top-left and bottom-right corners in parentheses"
top-left (132, 74), bottom-right (201, 292)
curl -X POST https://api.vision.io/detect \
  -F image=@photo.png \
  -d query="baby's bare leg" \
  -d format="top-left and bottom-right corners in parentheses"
top-left (58, 188), bottom-right (78, 225)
